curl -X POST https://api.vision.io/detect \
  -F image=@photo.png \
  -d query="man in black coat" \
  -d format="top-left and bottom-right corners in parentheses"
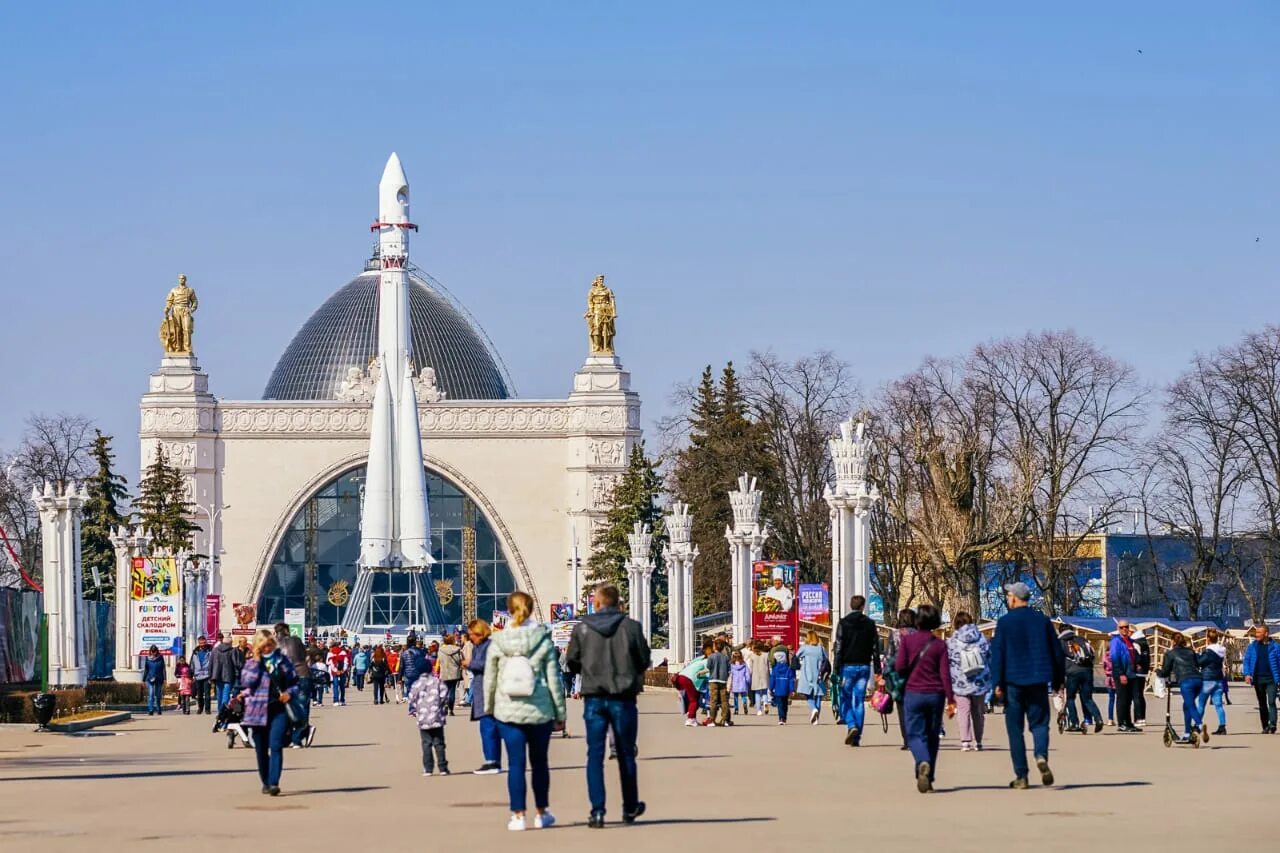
top-left (566, 584), bottom-right (651, 829)
top-left (834, 595), bottom-right (881, 746)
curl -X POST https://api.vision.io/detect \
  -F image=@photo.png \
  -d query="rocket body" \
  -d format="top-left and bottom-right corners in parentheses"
top-left (357, 152), bottom-right (434, 571)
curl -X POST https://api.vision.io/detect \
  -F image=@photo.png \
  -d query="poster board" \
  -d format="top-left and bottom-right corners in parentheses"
top-left (283, 607), bottom-right (305, 639)
top-left (798, 583), bottom-right (830, 625)
top-left (752, 560), bottom-right (799, 648)
top-left (130, 556), bottom-right (183, 656)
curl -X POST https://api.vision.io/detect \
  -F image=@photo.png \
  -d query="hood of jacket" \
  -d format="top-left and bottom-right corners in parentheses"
top-left (954, 624), bottom-right (983, 645)
top-left (582, 608), bottom-right (627, 638)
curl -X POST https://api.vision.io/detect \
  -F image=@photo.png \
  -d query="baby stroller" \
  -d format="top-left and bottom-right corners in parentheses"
top-left (217, 695), bottom-right (255, 750)
top-left (1154, 675), bottom-right (1199, 749)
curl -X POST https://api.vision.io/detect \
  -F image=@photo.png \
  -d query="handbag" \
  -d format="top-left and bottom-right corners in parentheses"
top-left (870, 684), bottom-right (894, 715)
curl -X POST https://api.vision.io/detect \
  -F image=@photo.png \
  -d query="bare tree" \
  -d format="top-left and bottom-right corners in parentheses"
top-left (742, 350), bottom-right (858, 583)
top-left (971, 331), bottom-right (1145, 615)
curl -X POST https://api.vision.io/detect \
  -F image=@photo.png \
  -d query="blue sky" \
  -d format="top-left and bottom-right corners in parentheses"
top-left (0, 3), bottom-right (1275, 480)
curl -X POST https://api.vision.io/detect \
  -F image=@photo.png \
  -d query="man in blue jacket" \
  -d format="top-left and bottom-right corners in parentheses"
top-left (1108, 620), bottom-right (1142, 732)
top-left (1243, 624), bottom-right (1280, 734)
top-left (989, 582), bottom-right (1065, 790)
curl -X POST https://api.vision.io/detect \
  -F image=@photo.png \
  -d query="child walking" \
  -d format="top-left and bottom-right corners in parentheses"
top-left (175, 656), bottom-right (193, 715)
top-left (730, 651), bottom-right (751, 714)
top-left (408, 667), bottom-right (451, 776)
top-left (769, 650), bottom-right (796, 725)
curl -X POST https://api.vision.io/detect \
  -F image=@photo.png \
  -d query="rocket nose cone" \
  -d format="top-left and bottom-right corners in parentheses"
top-left (379, 152), bottom-right (409, 219)
top-left (380, 152), bottom-right (408, 189)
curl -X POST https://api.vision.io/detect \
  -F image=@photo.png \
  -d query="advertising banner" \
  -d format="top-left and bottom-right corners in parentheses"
top-left (491, 610), bottom-right (512, 631)
top-left (230, 602), bottom-right (258, 638)
top-left (751, 560), bottom-right (799, 648)
top-left (283, 607), bottom-right (305, 639)
top-left (798, 583), bottom-right (830, 625)
top-left (204, 594), bottom-right (221, 639)
top-left (549, 602), bottom-right (575, 622)
top-left (130, 556), bottom-right (183, 656)
top-left (550, 620), bottom-right (579, 651)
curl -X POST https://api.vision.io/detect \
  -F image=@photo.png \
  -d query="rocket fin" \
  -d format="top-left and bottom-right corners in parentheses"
top-left (396, 363), bottom-right (434, 566)
top-left (358, 358), bottom-right (395, 568)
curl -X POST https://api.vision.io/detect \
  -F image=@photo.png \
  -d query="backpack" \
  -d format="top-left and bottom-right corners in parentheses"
top-left (959, 644), bottom-right (986, 678)
top-left (499, 635), bottom-right (546, 698)
top-left (1069, 640), bottom-right (1093, 666)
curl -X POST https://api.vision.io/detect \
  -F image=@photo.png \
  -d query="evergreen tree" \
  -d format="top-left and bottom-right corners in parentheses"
top-left (80, 430), bottom-right (129, 600)
top-left (585, 442), bottom-right (666, 615)
top-left (672, 362), bottom-right (778, 616)
top-left (136, 448), bottom-right (199, 555)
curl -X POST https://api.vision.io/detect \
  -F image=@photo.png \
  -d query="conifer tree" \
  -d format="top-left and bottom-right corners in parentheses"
top-left (80, 430), bottom-right (129, 600)
top-left (136, 448), bottom-right (199, 556)
top-left (586, 443), bottom-right (666, 614)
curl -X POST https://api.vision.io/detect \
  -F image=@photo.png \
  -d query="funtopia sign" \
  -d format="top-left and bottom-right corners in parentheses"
top-left (131, 556), bottom-right (183, 656)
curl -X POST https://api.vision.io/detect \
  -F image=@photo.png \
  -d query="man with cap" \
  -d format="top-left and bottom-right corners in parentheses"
top-left (989, 582), bottom-right (1065, 790)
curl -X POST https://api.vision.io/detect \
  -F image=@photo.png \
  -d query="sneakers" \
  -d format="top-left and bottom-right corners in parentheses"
top-left (622, 802), bottom-right (646, 825)
top-left (1009, 777), bottom-right (1029, 790)
top-left (1135, 719), bottom-right (1146, 728)
top-left (809, 709), bottom-right (820, 724)
top-left (684, 718), bottom-right (697, 727)
top-left (1094, 720), bottom-right (1104, 734)
top-left (844, 727), bottom-right (859, 747)
top-left (915, 761), bottom-right (933, 794)
top-left (266, 786), bottom-right (280, 797)
top-left (507, 815), bottom-right (526, 832)
top-left (533, 811), bottom-right (556, 829)
top-left (439, 770), bottom-right (451, 776)
top-left (288, 743), bottom-right (302, 750)
top-left (588, 811), bottom-right (606, 829)
top-left (474, 763), bottom-right (501, 775)
top-left (1036, 756), bottom-right (1054, 786)
top-left (756, 709), bottom-right (764, 716)
top-left (959, 742), bottom-right (973, 752)
top-left (1214, 726), bottom-right (1227, 736)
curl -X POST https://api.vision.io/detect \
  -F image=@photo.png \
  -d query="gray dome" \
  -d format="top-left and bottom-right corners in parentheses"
top-left (264, 270), bottom-right (512, 401)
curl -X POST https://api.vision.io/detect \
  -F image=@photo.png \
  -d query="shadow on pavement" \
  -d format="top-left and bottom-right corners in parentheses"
top-left (284, 786), bottom-right (389, 796)
top-left (938, 781), bottom-right (1151, 794)
top-left (305, 743), bottom-right (378, 749)
top-left (0, 768), bottom-right (255, 782)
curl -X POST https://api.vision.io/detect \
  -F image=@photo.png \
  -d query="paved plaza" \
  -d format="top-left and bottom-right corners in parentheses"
top-left (0, 687), bottom-right (1272, 851)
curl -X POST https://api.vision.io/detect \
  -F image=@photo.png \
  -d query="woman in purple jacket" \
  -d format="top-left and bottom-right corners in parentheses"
top-left (239, 628), bottom-right (298, 796)
top-left (896, 605), bottom-right (955, 794)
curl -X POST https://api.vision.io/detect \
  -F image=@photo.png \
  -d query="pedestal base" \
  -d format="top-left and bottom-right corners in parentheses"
top-left (112, 668), bottom-right (143, 684)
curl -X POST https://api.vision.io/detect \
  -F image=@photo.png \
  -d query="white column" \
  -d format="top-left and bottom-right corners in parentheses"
top-left (112, 526), bottom-right (150, 682)
top-left (727, 474), bottom-right (764, 645)
top-left (664, 502), bottom-right (696, 665)
top-left (683, 551), bottom-right (696, 659)
top-left (33, 483), bottom-right (89, 686)
top-left (625, 521), bottom-right (653, 639)
top-left (827, 419), bottom-right (880, 622)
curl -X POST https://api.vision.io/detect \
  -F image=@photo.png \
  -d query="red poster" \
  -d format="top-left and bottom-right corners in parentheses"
top-left (752, 560), bottom-right (799, 648)
top-left (205, 594), bottom-right (221, 639)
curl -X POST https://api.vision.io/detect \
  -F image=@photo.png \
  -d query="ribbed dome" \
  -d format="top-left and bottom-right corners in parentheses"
top-left (263, 271), bottom-right (512, 401)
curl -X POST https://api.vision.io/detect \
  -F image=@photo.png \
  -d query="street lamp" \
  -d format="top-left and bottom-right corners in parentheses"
top-left (191, 503), bottom-right (229, 649)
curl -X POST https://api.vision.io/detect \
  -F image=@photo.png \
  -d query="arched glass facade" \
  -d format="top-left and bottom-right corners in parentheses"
top-left (256, 466), bottom-right (517, 630)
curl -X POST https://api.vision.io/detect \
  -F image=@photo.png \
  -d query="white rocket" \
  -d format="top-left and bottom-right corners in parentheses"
top-left (357, 152), bottom-right (433, 570)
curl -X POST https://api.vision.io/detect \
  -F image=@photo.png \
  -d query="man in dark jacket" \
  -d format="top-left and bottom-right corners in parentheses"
top-left (834, 595), bottom-right (881, 747)
top-left (208, 633), bottom-right (237, 729)
top-left (189, 636), bottom-right (213, 715)
top-left (275, 623), bottom-right (317, 748)
top-left (398, 633), bottom-right (428, 700)
top-left (989, 582), bottom-right (1065, 790)
top-left (566, 583), bottom-right (650, 829)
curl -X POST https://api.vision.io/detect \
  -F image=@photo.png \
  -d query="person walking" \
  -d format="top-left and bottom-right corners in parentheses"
top-left (142, 645), bottom-right (167, 715)
top-left (834, 595), bottom-right (881, 746)
top-left (797, 630), bottom-right (829, 725)
top-left (946, 611), bottom-right (991, 752)
top-left (438, 633), bottom-right (465, 715)
top-left (485, 591), bottom-right (566, 831)
top-left (1131, 629), bottom-right (1152, 727)
top-left (210, 632), bottom-right (237, 729)
top-left (352, 643), bottom-right (370, 692)
top-left (369, 646), bottom-right (390, 705)
top-left (408, 662), bottom-right (451, 776)
top-left (1108, 621), bottom-right (1141, 732)
top-left (399, 634), bottom-right (428, 702)
top-left (1243, 624), bottom-right (1280, 734)
top-left (882, 609), bottom-right (918, 750)
top-left (1059, 629), bottom-right (1103, 733)
top-left (326, 642), bottom-right (349, 706)
top-left (745, 641), bottom-right (771, 715)
top-left (175, 655), bottom-right (193, 715)
top-left (190, 636), bottom-right (213, 715)
top-left (729, 651), bottom-right (751, 715)
top-left (274, 623), bottom-right (316, 749)
top-left (565, 583), bottom-right (651, 829)
top-left (989, 583), bottom-right (1065, 790)
top-left (238, 628), bottom-right (299, 796)
top-left (896, 605), bottom-right (954, 793)
top-left (769, 647), bottom-right (797, 725)
top-left (1197, 628), bottom-right (1229, 736)
top-left (706, 640), bottom-right (732, 726)
top-left (1158, 633), bottom-right (1208, 744)
top-left (468, 620), bottom-right (504, 775)
top-left (1103, 648), bottom-right (1116, 726)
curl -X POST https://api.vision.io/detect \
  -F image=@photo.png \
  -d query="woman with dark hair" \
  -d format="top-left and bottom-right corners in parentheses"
top-left (881, 608), bottom-right (917, 749)
top-left (1158, 632), bottom-right (1207, 744)
top-left (142, 645), bottom-right (167, 715)
top-left (946, 611), bottom-right (991, 751)
top-left (369, 646), bottom-right (390, 705)
top-left (896, 604), bottom-right (954, 793)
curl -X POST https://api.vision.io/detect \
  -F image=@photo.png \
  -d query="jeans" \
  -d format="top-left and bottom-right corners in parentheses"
top-left (753, 688), bottom-right (769, 710)
top-left (1107, 688), bottom-right (1115, 722)
top-left (216, 681), bottom-right (234, 719)
top-left (1064, 670), bottom-right (1102, 727)
top-left (1131, 675), bottom-right (1147, 720)
top-left (252, 708), bottom-right (290, 788)
top-left (194, 678), bottom-right (211, 714)
top-left (289, 678), bottom-right (313, 746)
top-left (805, 691), bottom-right (823, 714)
top-left (147, 682), bottom-right (162, 713)
top-left (839, 665), bottom-right (871, 734)
top-left (444, 680), bottom-right (460, 714)
top-left (353, 670), bottom-right (366, 690)
top-left (1003, 684), bottom-right (1051, 781)
top-left (332, 674), bottom-right (346, 704)
top-left (584, 696), bottom-right (639, 814)
top-left (1197, 681), bottom-right (1226, 729)
top-left (1178, 678), bottom-right (1204, 737)
top-left (419, 727), bottom-right (448, 773)
top-left (954, 694), bottom-right (985, 745)
top-left (902, 692), bottom-right (944, 780)
top-left (479, 715), bottom-right (503, 766)
top-left (1253, 680), bottom-right (1277, 730)
top-left (731, 691), bottom-right (749, 713)
top-left (775, 695), bottom-right (790, 722)
top-left (496, 720), bottom-right (553, 813)
top-left (372, 678), bottom-right (386, 704)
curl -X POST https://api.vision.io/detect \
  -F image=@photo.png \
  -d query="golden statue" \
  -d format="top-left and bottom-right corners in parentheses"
top-left (159, 274), bottom-right (199, 355)
top-left (584, 275), bottom-right (617, 355)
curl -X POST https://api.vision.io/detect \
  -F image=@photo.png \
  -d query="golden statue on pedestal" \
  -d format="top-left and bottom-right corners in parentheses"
top-left (160, 274), bottom-right (199, 356)
top-left (584, 275), bottom-right (617, 356)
